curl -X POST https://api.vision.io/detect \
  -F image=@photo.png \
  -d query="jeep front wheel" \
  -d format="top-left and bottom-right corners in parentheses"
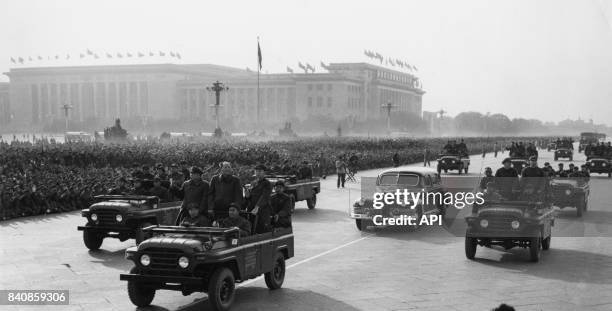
top-left (542, 235), bottom-right (551, 250)
top-left (529, 233), bottom-right (542, 262)
top-left (127, 267), bottom-right (155, 307)
top-left (465, 236), bottom-right (477, 260)
top-left (83, 229), bottom-right (103, 250)
top-left (306, 193), bottom-right (317, 209)
top-left (356, 219), bottom-right (364, 231)
top-left (265, 252), bottom-right (286, 290)
top-left (208, 267), bottom-right (235, 311)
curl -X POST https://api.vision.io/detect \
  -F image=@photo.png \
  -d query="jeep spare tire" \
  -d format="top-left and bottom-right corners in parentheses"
top-left (306, 193), bottom-right (316, 209)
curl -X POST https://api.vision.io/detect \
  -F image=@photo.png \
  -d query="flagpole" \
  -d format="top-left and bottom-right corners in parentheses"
top-left (257, 36), bottom-right (260, 127)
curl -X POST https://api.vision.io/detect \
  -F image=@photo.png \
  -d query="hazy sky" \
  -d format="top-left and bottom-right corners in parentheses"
top-left (2, 0), bottom-right (612, 125)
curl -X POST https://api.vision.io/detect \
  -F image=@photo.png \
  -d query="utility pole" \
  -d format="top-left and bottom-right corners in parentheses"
top-left (381, 101), bottom-right (396, 136)
top-left (61, 103), bottom-right (73, 131)
top-left (206, 81), bottom-right (229, 137)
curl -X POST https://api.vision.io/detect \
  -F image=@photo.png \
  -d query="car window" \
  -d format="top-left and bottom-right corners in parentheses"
top-left (378, 174), bottom-right (398, 185)
top-left (397, 174), bottom-right (420, 186)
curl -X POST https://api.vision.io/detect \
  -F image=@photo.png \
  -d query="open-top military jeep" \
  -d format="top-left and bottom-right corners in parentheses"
top-left (465, 184), bottom-right (555, 262)
top-left (436, 153), bottom-right (470, 175)
top-left (550, 177), bottom-right (590, 217)
top-left (120, 225), bottom-right (294, 311)
top-left (586, 156), bottom-right (611, 178)
top-left (246, 175), bottom-right (320, 210)
top-left (77, 195), bottom-right (181, 250)
top-left (554, 141), bottom-right (574, 161)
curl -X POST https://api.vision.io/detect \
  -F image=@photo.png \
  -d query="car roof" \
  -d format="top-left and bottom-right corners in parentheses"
top-left (379, 167), bottom-right (439, 176)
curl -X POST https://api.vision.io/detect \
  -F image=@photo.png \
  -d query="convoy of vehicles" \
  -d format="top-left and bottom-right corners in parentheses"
top-left (550, 178), bottom-right (590, 217)
top-left (579, 132), bottom-right (606, 153)
top-left (436, 153), bottom-right (470, 175)
top-left (554, 140), bottom-right (574, 161)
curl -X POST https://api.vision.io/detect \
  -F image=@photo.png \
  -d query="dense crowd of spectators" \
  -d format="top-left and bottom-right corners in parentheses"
top-left (0, 136), bottom-right (546, 220)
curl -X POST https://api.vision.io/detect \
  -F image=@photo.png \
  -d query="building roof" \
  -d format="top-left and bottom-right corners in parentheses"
top-left (379, 166), bottom-right (440, 176)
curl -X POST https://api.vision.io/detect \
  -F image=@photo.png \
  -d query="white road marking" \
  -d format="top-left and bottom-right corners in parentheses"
top-left (238, 234), bottom-right (372, 288)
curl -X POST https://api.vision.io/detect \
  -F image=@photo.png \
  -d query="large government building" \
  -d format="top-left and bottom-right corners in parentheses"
top-left (1, 62), bottom-right (424, 128)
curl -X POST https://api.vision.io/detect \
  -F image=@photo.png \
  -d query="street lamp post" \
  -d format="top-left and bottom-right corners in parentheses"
top-left (206, 81), bottom-right (229, 137)
top-left (61, 103), bottom-right (73, 131)
top-left (381, 101), bottom-right (396, 136)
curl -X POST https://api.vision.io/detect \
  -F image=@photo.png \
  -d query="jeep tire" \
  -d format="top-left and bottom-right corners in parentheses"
top-left (529, 233), bottom-right (542, 262)
top-left (465, 236), bottom-right (477, 260)
top-left (127, 267), bottom-right (155, 307)
top-left (83, 229), bottom-right (103, 251)
top-left (306, 193), bottom-right (316, 209)
top-left (265, 252), bottom-right (286, 290)
top-left (208, 267), bottom-right (236, 311)
top-left (542, 235), bottom-right (551, 250)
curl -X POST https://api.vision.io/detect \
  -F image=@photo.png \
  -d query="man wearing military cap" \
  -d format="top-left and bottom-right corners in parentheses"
top-left (208, 162), bottom-right (243, 221)
top-left (149, 176), bottom-right (170, 202)
top-left (131, 178), bottom-right (150, 195)
top-left (175, 166), bottom-right (209, 225)
top-left (270, 180), bottom-right (292, 228)
top-left (479, 167), bottom-right (494, 191)
top-left (495, 158), bottom-right (519, 199)
top-left (168, 163), bottom-right (185, 201)
top-left (245, 164), bottom-right (272, 233)
top-left (520, 156), bottom-right (545, 196)
top-left (108, 176), bottom-right (130, 195)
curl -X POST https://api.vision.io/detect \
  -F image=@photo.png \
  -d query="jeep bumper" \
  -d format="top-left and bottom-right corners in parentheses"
top-left (120, 273), bottom-right (204, 287)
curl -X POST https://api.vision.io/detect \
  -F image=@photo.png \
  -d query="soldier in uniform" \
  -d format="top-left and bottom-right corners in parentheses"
top-left (131, 178), bottom-right (149, 195)
top-left (245, 164), bottom-right (272, 233)
top-left (208, 162), bottom-right (243, 221)
top-left (149, 176), bottom-right (170, 202)
top-left (457, 139), bottom-right (467, 155)
top-left (108, 177), bottom-right (130, 195)
top-left (180, 203), bottom-right (211, 227)
top-left (168, 163), bottom-right (185, 201)
top-left (520, 156), bottom-right (546, 197)
top-left (542, 162), bottom-right (555, 177)
top-left (479, 167), bottom-right (494, 191)
top-left (140, 165), bottom-right (155, 180)
top-left (217, 203), bottom-right (251, 237)
top-left (495, 158), bottom-right (519, 199)
top-left (556, 163), bottom-right (568, 177)
top-left (298, 161), bottom-right (313, 179)
top-left (175, 166), bottom-right (209, 225)
top-left (270, 180), bottom-right (292, 228)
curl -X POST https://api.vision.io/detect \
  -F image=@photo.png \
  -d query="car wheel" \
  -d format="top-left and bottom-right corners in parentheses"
top-left (135, 222), bottom-right (153, 245)
top-left (464, 166), bottom-right (469, 174)
top-left (264, 252), bottom-right (286, 290)
top-left (529, 233), bottom-right (542, 262)
top-left (465, 236), bottom-right (477, 260)
top-left (208, 267), bottom-right (235, 311)
top-left (127, 267), bottom-right (156, 307)
top-left (542, 235), bottom-right (551, 250)
top-left (458, 164), bottom-right (463, 175)
top-left (288, 194), bottom-right (296, 214)
top-left (355, 219), bottom-right (365, 231)
top-left (306, 193), bottom-right (317, 209)
top-left (83, 228), bottom-right (104, 251)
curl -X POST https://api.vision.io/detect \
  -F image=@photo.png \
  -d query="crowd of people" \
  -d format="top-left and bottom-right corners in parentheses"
top-left (0, 135), bottom-right (550, 220)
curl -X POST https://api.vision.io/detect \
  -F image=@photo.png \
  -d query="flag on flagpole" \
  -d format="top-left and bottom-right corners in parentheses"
top-left (126, 53), bottom-right (132, 57)
top-left (176, 53), bottom-right (182, 59)
top-left (298, 62), bottom-right (307, 73)
top-left (18, 57), bottom-right (24, 64)
top-left (66, 54), bottom-right (70, 59)
top-left (117, 53), bottom-right (123, 58)
top-left (159, 51), bottom-right (165, 56)
top-left (38, 56), bottom-right (43, 60)
top-left (10, 57), bottom-right (16, 63)
top-left (257, 41), bottom-right (262, 70)
top-left (28, 56), bottom-right (33, 61)
top-left (170, 52), bottom-right (175, 57)
top-left (87, 49), bottom-right (93, 55)
top-left (286, 66), bottom-right (294, 73)
top-left (106, 53), bottom-right (112, 58)
top-left (149, 52), bottom-right (154, 56)
top-left (138, 52), bottom-right (144, 57)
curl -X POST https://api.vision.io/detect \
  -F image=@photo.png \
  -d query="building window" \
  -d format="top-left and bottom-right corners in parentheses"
top-left (308, 84), bottom-right (313, 91)
top-left (327, 97), bottom-right (332, 107)
top-left (316, 96), bottom-right (323, 107)
top-left (327, 84), bottom-right (332, 91)
top-left (308, 97), bottom-right (313, 107)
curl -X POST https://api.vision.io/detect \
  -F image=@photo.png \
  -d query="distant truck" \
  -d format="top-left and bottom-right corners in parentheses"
top-left (245, 175), bottom-right (320, 211)
top-left (579, 132), bottom-right (606, 153)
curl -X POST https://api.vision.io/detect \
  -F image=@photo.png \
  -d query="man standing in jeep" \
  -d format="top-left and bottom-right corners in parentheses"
top-left (208, 162), bottom-right (243, 221)
top-left (246, 164), bottom-right (272, 233)
top-left (175, 166), bottom-right (209, 225)
top-left (270, 180), bottom-right (292, 228)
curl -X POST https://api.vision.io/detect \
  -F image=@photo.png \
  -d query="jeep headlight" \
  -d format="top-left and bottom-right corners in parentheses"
top-left (178, 256), bottom-right (189, 268)
top-left (90, 213), bottom-right (98, 221)
top-left (603, 163), bottom-right (607, 167)
top-left (511, 220), bottom-right (520, 229)
top-left (140, 254), bottom-right (151, 266)
top-left (115, 214), bottom-right (123, 222)
top-left (565, 189), bottom-right (572, 196)
top-left (480, 219), bottom-right (488, 228)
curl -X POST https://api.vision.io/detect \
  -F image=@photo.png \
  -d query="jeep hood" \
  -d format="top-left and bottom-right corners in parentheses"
top-left (89, 201), bottom-right (133, 213)
top-left (139, 235), bottom-right (208, 253)
top-left (477, 205), bottom-right (525, 217)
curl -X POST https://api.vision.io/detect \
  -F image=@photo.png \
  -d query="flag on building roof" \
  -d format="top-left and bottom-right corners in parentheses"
top-left (176, 52), bottom-right (181, 59)
top-left (87, 49), bottom-right (93, 55)
top-left (94, 54), bottom-right (99, 59)
top-left (66, 54), bottom-right (70, 59)
top-left (306, 63), bottom-right (315, 73)
top-left (298, 62), bottom-right (306, 72)
top-left (117, 53), bottom-right (123, 58)
top-left (138, 52), bottom-right (144, 57)
top-left (159, 51), bottom-right (165, 56)
top-left (170, 52), bottom-right (175, 57)
top-left (149, 52), bottom-right (154, 56)
top-left (38, 56), bottom-right (43, 60)
top-left (286, 66), bottom-right (294, 73)
top-left (10, 57), bottom-right (16, 63)
top-left (18, 57), bottom-right (24, 63)
top-left (126, 53), bottom-right (132, 57)
top-left (106, 53), bottom-right (112, 58)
